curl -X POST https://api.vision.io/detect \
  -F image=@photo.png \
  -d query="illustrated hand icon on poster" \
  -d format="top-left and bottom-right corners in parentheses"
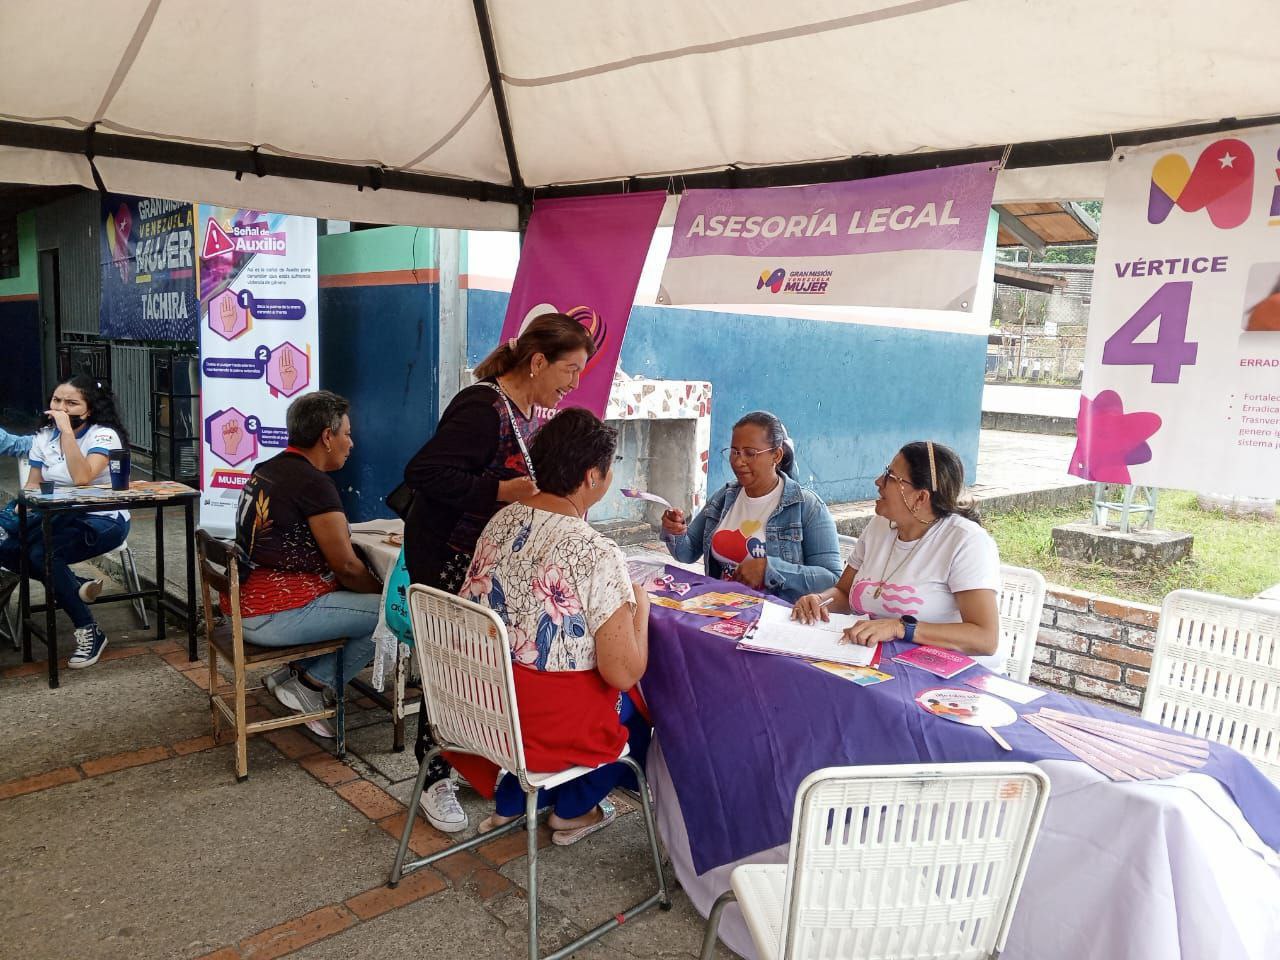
top-left (219, 297), bottom-right (237, 333)
top-left (279, 345), bottom-right (297, 392)
top-left (222, 418), bottom-right (243, 456)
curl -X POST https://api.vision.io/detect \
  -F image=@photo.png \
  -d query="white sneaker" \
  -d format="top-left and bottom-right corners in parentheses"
top-left (78, 579), bottom-right (104, 603)
top-left (420, 778), bottom-right (468, 833)
top-left (273, 676), bottom-right (335, 739)
top-left (264, 665), bottom-right (293, 697)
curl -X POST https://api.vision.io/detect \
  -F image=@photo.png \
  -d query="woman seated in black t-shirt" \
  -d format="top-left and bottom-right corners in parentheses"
top-left (225, 390), bottom-right (382, 737)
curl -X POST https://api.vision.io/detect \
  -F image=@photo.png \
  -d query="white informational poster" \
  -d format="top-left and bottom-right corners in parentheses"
top-left (1074, 125), bottom-right (1280, 498)
top-left (197, 207), bottom-right (318, 534)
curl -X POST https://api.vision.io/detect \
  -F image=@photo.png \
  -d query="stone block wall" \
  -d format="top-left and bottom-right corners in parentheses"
top-left (1030, 585), bottom-right (1161, 714)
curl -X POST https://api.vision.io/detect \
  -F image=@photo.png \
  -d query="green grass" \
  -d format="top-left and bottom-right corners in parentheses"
top-left (984, 491), bottom-right (1280, 607)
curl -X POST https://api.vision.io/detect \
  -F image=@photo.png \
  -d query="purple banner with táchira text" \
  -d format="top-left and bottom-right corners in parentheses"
top-left (658, 162), bottom-right (997, 311)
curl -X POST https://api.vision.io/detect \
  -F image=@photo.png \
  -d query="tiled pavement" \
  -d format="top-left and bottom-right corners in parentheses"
top-left (0, 597), bottom-right (734, 960)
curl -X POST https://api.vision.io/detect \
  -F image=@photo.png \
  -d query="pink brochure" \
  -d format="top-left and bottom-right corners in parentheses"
top-left (892, 645), bottom-right (976, 679)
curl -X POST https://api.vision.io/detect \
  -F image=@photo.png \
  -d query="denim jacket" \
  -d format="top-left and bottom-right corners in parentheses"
top-left (661, 475), bottom-right (842, 602)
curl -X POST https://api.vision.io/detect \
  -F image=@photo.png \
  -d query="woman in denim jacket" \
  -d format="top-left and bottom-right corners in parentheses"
top-left (660, 411), bottom-right (841, 602)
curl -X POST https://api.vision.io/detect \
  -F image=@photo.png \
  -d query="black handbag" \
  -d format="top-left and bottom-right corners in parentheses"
top-left (385, 482), bottom-right (415, 520)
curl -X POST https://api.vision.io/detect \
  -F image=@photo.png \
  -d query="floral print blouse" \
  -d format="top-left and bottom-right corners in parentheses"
top-left (463, 504), bottom-right (633, 673)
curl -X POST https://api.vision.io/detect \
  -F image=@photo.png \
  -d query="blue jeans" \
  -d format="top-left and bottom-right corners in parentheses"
top-left (0, 512), bottom-right (129, 629)
top-left (494, 694), bottom-right (651, 820)
top-left (241, 591), bottom-right (379, 692)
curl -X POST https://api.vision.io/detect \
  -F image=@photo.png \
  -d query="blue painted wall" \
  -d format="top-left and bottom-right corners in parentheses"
top-left (467, 290), bottom-right (985, 504)
top-left (320, 283), bottom-right (439, 520)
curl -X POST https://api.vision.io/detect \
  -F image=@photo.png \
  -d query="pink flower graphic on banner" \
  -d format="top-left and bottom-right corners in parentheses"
top-left (1069, 390), bottom-right (1162, 483)
top-left (462, 539), bottom-right (500, 598)
top-left (532, 563), bottom-right (581, 625)
top-left (509, 624), bottom-right (539, 665)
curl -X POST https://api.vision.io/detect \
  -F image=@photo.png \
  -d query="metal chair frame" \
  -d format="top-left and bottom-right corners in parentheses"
top-left (389, 584), bottom-right (670, 960)
top-left (700, 763), bottom-right (1051, 960)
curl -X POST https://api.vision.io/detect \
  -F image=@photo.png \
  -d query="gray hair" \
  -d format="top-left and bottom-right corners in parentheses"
top-left (286, 390), bottom-right (350, 448)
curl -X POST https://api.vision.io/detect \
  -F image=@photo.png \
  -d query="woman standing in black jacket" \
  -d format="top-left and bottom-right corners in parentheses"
top-left (401, 312), bottom-right (595, 832)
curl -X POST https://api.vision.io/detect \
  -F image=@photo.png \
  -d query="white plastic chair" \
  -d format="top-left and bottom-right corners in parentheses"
top-left (16, 455), bottom-right (149, 628)
top-left (998, 565), bottom-right (1046, 684)
top-left (1144, 590), bottom-right (1280, 784)
top-left (700, 763), bottom-right (1051, 960)
top-left (389, 584), bottom-right (670, 960)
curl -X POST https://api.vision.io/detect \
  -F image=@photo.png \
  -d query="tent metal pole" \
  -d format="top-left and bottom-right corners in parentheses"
top-left (471, 0), bottom-right (532, 241)
top-left (0, 119), bottom-right (518, 206)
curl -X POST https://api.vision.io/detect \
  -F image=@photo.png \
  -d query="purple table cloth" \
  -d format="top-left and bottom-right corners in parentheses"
top-left (642, 570), bottom-right (1280, 875)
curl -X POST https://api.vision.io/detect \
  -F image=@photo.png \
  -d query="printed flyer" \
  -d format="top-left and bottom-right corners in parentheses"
top-left (197, 207), bottom-right (318, 533)
top-left (99, 194), bottom-right (197, 340)
top-left (1075, 125), bottom-right (1280, 497)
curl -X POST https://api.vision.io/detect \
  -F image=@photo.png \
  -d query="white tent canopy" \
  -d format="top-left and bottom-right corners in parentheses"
top-left (2, 0), bottom-right (1278, 227)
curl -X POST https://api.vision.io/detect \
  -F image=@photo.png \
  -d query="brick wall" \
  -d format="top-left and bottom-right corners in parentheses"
top-left (1031, 585), bottom-right (1160, 714)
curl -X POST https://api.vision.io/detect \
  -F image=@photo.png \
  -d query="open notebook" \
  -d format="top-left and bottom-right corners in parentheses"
top-left (737, 601), bottom-right (877, 667)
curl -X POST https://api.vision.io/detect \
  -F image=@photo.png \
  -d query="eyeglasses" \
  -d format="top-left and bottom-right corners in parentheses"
top-left (722, 446), bottom-right (778, 461)
top-left (878, 466), bottom-right (910, 487)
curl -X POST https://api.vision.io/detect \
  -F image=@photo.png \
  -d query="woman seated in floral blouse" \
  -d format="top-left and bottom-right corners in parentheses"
top-left (455, 408), bottom-right (650, 846)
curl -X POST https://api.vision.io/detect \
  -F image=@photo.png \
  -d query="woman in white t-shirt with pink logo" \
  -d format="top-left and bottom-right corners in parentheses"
top-left (793, 441), bottom-right (1005, 672)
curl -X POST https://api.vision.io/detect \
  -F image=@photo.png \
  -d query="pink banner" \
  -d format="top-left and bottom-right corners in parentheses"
top-left (499, 192), bottom-right (666, 416)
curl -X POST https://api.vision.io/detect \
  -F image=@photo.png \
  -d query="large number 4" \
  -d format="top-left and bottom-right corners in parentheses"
top-left (1102, 281), bottom-right (1197, 383)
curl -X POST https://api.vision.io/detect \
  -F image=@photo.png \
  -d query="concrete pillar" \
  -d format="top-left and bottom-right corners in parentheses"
top-left (437, 229), bottom-right (468, 413)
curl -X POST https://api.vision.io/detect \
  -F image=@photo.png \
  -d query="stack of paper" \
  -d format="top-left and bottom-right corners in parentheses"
top-left (736, 601), bottom-right (876, 668)
top-left (1023, 707), bottom-right (1210, 782)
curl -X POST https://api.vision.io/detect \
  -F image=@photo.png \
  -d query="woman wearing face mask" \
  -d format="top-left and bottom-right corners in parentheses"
top-left (0, 375), bottom-right (131, 669)
top-left (394, 312), bottom-right (596, 834)
top-left (660, 410), bottom-right (841, 602)
top-left (792, 441), bottom-right (1003, 671)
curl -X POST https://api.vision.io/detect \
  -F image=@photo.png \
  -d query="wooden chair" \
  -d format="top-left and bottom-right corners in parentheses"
top-left (196, 529), bottom-right (347, 781)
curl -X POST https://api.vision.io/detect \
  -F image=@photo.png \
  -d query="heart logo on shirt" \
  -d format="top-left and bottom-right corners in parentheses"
top-left (711, 529), bottom-right (749, 563)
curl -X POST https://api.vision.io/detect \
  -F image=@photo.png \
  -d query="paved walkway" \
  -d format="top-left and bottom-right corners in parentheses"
top-left (0, 610), bottom-right (728, 960)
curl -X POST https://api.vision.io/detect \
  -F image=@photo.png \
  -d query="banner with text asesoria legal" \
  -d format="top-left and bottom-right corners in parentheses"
top-left (657, 163), bottom-right (997, 311)
top-left (1073, 125), bottom-right (1280, 498)
top-left (500, 191), bottom-right (666, 416)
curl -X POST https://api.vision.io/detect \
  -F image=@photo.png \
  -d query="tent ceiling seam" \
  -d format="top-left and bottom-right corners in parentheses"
top-left (399, 83), bottom-right (493, 170)
top-left (500, 0), bottom-right (969, 88)
top-left (94, 0), bottom-right (164, 120)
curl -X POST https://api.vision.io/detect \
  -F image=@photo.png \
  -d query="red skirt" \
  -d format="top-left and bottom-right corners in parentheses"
top-left (446, 664), bottom-right (648, 799)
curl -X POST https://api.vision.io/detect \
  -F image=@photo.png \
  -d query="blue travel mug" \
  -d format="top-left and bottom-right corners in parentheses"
top-left (109, 449), bottom-right (131, 491)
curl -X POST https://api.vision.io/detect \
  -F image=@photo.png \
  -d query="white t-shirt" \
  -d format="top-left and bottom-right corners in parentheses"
top-left (709, 481), bottom-right (784, 578)
top-left (28, 425), bottom-right (130, 522)
top-left (846, 513), bottom-right (1003, 671)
